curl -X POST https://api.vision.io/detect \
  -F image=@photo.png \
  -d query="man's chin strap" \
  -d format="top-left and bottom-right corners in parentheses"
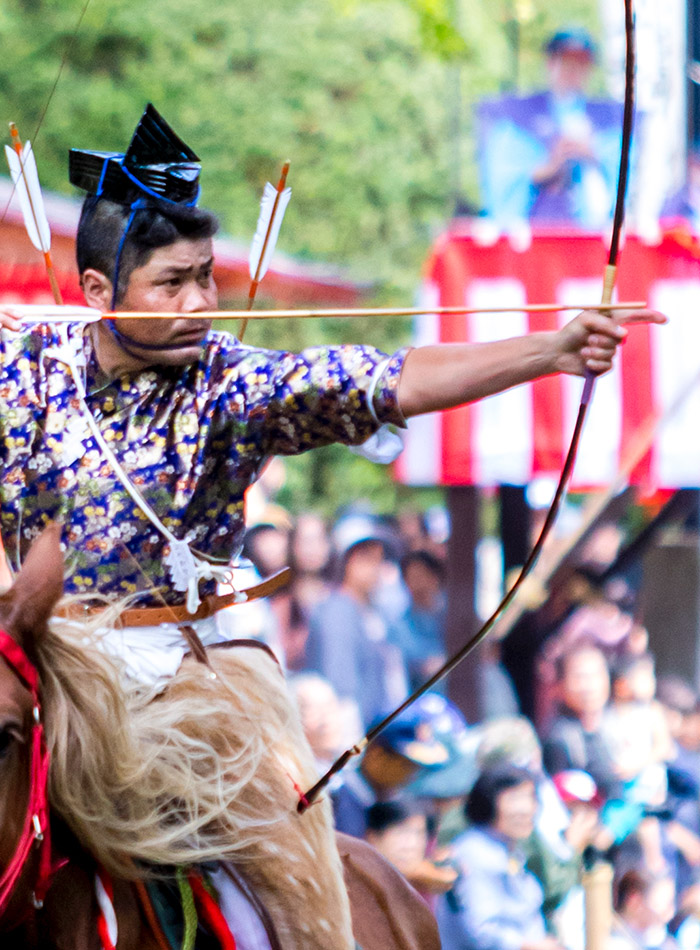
top-left (103, 317), bottom-right (207, 354)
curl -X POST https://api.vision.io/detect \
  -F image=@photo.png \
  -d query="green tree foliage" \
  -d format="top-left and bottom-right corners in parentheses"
top-left (1, 0), bottom-right (599, 289)
top-left (0, 0), bottom-right (600, 514)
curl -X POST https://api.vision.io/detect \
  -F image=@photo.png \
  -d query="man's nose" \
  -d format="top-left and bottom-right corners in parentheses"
top-left (181, 279), bottom-right (217, 313)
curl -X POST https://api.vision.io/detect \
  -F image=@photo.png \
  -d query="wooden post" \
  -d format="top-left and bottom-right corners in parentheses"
top-left (498, 485), bottom-right (536, 716)
top-left (582, 860), bottom-right (614, 950)
top-left (445, 485), bottom-right (481, 722)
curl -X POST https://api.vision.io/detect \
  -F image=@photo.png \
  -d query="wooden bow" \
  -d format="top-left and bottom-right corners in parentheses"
top-left (298, 0), bottom-right (637, 812)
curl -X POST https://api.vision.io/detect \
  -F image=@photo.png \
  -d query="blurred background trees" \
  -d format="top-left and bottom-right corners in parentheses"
top-left (0, 0), bottom-right (600, 512)
top-left (1, 0), bottom-right (600, 294)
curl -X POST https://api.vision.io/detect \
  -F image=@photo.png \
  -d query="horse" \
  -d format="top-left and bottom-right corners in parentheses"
top-left (0, 525), bottom-right (440, 949)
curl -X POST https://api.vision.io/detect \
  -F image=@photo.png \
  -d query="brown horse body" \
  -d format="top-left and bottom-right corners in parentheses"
top-left (0, 527), bottom-right (440, 949)
top-left (3, 861), bottom-right (161, 950)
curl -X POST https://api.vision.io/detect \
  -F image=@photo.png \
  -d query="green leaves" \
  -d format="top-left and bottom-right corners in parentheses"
top-left (0, 0), bottom-right (599, 510)
top-left (0, 0), bottom-right (597, 299)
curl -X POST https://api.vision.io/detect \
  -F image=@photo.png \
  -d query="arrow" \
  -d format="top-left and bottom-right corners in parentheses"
top-left (103, 302), bottom-right (648, 320)
top-left (239, 161), bottom-right (291, 341)
top-left (4, 123), bottom-right (63, 305)
top-left (0, 301), bottom-right (649, 325)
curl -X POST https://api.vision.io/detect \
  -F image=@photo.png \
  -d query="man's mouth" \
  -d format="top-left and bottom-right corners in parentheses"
top-left (173, 327), bottom-right (208, 343)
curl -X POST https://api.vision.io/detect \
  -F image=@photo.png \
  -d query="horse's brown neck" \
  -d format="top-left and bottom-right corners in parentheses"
top-left (6, 860), bottom-right (163, 950)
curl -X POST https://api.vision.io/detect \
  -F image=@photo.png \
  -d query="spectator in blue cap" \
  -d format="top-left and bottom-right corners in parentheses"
top-left (476, 26), bottom-right (623, 229)
top-left (545, 27), bottom-right (597, 59)
top-left (331, 704), bottom-right (450, 838)
top-left (409, 693), bottom-right (479, 847)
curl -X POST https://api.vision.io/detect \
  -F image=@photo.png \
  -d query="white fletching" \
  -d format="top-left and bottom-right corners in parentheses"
top-left (4, 141), bottom-right (52, 253)
top-left (248, 182), bottom-right (292, 281)
top-left (1, 304), bottom-right (102, 325)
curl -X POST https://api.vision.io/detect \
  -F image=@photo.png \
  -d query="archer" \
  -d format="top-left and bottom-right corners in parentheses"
top-left (0, 104), bottom-right (664, 947)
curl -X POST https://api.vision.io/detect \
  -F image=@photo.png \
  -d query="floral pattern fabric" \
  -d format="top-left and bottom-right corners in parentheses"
top-left (0, 323), bottom-right (407, 603)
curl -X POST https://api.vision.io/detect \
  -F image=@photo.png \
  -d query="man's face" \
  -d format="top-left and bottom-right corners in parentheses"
top-left (292, 514), bottom-right (331, 574)
top-left (344, 541), bottom-right (385, 598)
top-left (403, 560), bottom-right (442, 609)
top-left (547, 51), bottom-right (594, 97)
top-left (106, 236), bottom-right (217, 367)
top-left (295, 679), bottom-right (344, 761)
top-left (640, 878), bottom-right (675, 928)
top-left (560, 649), bottom-right (610, 718)
top-left (492, 781), bottom-right (537, 842)
top-left (367, 814), bottom-right (428, 873)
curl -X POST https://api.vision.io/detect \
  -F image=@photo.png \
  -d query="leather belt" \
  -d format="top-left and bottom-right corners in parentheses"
top-left (57, 567), bottom-right (291, 627)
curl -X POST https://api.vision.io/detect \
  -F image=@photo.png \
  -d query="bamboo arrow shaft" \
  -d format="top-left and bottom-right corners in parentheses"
top-left (102, 301), bottom-right (647, 320)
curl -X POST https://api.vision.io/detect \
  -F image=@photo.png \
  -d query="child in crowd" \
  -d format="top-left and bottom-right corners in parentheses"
top-left (545, 770), bottom-right (606, 950)
top-left (609, 654), bottom-right (673, 774)
top-left (657, 677), bottom-right (700, 792)
top-left (365, 799), bottom-right (457, 898)
top-left (602, 653), bottom-right (672, 819)
top-left (610, 869), bottom-right (678, 950)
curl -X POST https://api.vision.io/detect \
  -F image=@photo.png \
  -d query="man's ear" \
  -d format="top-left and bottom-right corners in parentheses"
top-left (81, 268), bottom-right (114, 311)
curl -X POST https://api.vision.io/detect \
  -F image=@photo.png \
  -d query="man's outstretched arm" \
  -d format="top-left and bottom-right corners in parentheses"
top-left (398, 308), bottom-right (666, 418)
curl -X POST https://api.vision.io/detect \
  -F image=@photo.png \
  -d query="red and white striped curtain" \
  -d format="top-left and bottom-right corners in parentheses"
top-left (396, 225), bottom-right (700, 490)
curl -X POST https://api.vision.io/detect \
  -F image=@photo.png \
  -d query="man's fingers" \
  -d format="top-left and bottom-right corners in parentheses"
top-left (578, 312), bottom-right (627, 340)
top-left (579, 308), bottom-right (667, 331)
top-left (612, 308), bottom-right (667, 326)
top-left (584, 333), bottom-right (620, 351)
top-left (585, 357), bottom-right (615, 374)
top-left (0, 311), bottom-right (22, 332)
top-left (582, 343), bottom-right (616, 363)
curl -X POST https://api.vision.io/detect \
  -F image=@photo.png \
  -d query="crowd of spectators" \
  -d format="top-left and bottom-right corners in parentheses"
top-left (219, 494), bottom-right (700, 948)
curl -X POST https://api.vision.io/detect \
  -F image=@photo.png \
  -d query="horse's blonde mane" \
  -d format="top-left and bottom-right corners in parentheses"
top-left (38, 606), bottom-right (300, 879)
top-left (34, 602), bottom-right (356, 948)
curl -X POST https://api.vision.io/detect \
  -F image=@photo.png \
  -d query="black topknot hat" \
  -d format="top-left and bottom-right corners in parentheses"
top-left (69, 103), bottom-right (201, 206)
